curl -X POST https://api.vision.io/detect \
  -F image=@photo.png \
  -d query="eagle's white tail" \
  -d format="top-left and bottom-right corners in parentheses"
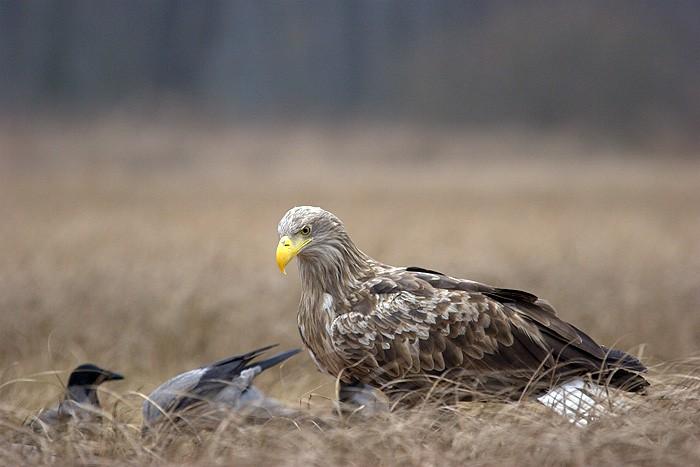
top-left (537, 378), bottom-right (629, 427)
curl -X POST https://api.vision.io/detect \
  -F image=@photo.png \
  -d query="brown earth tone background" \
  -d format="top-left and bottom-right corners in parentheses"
top-left (0, 120), bottom-right (698, 465)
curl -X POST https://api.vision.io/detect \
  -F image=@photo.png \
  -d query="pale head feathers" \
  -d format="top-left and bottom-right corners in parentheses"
top-left (277, 206), bottom-right (345, 243)
top-left (277, 206), bottom-right (369, 272)
top-left (278, 207), bottom-right (371, 292)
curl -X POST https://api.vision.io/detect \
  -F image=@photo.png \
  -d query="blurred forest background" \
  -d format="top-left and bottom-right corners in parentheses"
top-left (1, 0), bottom-right (698, 148)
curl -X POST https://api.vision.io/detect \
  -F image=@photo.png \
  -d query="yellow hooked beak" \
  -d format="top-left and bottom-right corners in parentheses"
top-left (276, 235), bottom-right (311, 274)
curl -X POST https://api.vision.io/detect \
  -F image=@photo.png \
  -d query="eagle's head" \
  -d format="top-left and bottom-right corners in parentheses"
top-left (275, 206), bottom-right (351, 274)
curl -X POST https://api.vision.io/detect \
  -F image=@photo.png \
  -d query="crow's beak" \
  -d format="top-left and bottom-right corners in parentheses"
top-left (105, 371), bottom-right (124, 381)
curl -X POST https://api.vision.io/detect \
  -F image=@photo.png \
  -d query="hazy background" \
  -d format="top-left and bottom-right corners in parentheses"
top-left (0, 2), bottom-right (699, 464)
top-left (1, 0), bottom-right (699, 147)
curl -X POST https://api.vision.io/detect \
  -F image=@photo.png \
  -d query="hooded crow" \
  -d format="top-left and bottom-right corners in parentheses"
top-left (142, 345), bottom-right (301, 431)
top-left (29, 363), bottom-right (124, 434)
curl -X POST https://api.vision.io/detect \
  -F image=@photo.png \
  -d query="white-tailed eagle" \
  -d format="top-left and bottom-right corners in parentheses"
top-left (276, 206), bottom-right (648, 421)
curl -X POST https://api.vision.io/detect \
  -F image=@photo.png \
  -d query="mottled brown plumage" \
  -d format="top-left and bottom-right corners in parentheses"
top-left (277, 206), bottom-right (648, 403)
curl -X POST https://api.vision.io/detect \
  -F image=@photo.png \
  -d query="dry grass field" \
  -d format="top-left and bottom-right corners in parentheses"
top-left (0, 118), bottom-right (699, 465)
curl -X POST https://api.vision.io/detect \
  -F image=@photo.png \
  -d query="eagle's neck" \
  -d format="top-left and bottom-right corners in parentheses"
top-left (296, 236), bottom-right (374, 377)
top-left (297, 237), bottom-right (372, 305)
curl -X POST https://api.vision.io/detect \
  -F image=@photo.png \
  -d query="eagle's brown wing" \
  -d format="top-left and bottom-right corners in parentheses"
top-left (331, 268), bottom-right (646, 393)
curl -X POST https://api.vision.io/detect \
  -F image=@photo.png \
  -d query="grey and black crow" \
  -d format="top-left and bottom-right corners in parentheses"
top-left (29, 363), bottom-right (124, 434)
top-left (142, 345), bottom-right (301, 432)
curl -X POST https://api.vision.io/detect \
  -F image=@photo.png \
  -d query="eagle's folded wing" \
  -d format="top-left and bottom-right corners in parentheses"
top-left (330, 269), bottom-right (640, 390)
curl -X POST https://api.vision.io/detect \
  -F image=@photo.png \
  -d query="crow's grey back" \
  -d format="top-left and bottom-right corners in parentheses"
top-left (142, 368), bottom-right (207, 426)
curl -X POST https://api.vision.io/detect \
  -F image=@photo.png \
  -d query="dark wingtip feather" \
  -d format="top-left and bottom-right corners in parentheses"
top-left (242, 343), bottom-right (280, 360)
top-left (602, 347), bottom-right (647, 373)
top-left (249, 348), bottom-right (302, 372)
top-left (406, 266), bottom-right (445, 276)
top-left (209, 343), bottom-right (279, 369)
top-left (602, 347), bottom-right (650, 393)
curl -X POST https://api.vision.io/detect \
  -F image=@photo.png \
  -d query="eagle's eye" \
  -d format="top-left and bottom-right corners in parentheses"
top-left (300, 225), bottom-right (312, 236)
